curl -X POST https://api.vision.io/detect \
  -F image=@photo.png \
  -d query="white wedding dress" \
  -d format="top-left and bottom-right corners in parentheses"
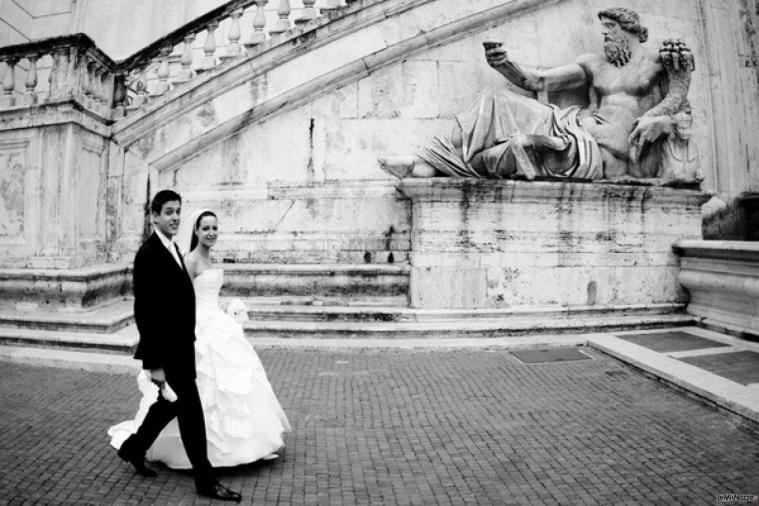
top-left (108, 268), bottom-right (291, 469)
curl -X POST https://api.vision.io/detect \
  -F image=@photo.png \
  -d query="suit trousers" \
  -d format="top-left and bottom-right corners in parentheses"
top-left (122, 376), bottom-right (214, 488)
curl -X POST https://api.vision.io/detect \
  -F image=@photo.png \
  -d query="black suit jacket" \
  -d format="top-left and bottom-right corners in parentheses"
top-left (133, 232), bottom-right (197, 379)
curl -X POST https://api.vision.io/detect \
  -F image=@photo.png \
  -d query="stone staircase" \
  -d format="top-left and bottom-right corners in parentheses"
top-left (0, 261), bottom-right (698, 353)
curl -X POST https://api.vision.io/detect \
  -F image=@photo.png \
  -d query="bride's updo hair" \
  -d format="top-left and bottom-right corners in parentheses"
top-left (190, 210), bottom-right (217, 252)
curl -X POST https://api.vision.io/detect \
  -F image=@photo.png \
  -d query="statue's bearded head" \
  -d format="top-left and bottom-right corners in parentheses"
top-left (603, 30), bottom-right (632, 67)
top-left (598, 8), bottom-right (648, 67)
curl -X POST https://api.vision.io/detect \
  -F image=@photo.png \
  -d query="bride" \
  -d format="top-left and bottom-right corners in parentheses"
top-left (109, 209), bottom-right (291, 469)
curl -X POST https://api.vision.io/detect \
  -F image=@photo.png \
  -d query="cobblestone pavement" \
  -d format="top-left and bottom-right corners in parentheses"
top-left (1, 347), bottom-right (758, 505)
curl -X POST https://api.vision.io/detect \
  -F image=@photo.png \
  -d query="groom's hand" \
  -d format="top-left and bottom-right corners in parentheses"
top-left (149, 368), bottom-right (166, 385)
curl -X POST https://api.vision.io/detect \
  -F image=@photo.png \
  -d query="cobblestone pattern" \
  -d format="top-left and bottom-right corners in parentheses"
top-left (0, 348), bottom-right (758, 505)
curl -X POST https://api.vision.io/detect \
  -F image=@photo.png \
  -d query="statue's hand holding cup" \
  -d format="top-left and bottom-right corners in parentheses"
top-left (483, 41), bottom-right (508, 67)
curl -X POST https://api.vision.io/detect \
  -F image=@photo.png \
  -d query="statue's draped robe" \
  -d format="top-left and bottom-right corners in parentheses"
top-left (420, 89), bottom-right (603, 180)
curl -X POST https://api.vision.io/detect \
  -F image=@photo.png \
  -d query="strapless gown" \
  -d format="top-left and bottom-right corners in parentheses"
top-left (108, 268), bottom-right (291, 469)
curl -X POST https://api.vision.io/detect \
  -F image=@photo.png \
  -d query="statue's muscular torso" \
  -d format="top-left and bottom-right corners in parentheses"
top-left (575, 51), bottom-right (665, 176)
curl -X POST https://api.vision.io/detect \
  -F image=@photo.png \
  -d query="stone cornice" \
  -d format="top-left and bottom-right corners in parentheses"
top-left (398, 178), bottom-right (712, 209)
top-left (673, 239), bottom-right (759, 261)
top-left (0, 33), bottom-right (117, 70)
top-left (0, 100), bottom-right (112, 137)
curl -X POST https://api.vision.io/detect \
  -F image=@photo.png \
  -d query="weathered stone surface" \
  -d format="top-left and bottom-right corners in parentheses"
top-left (155, 181), bottom-right (411, 264)
top-left (400, 179), bottom-right (710, 309)
top-left (0, 264), bottom-right (131, 311)
top-left (75, 0), bottom-right (752, 270)
top-left (0, 106), bottom-right (112, 268)
top-left (674, 240), bottom-right (759, 337)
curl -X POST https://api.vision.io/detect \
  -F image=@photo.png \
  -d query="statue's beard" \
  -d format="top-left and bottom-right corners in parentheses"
top-left (604, 33), bottom-right (632, 67)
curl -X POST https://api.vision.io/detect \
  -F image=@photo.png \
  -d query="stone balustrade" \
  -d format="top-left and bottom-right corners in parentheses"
top-left (0, 34), bottom-right (118, 119)
top-left (0, 0), bottom-right (358, 116)
top-left (116, 0), bottom-right (356, 111)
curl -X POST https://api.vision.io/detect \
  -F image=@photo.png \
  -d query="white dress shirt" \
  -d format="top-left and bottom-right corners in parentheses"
top-left (155, 228), bottom-right (183, 268)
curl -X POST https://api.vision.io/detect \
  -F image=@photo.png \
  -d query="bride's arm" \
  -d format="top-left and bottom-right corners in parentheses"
top-left (184, 252), bottom-right (199, 279)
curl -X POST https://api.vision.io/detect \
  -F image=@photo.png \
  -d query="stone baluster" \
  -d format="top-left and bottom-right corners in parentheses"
top-left (113, 73), bottom-right (127, 116)
top-left (321, 0), bottom-right (342, 10)
top-left (82, 59), bottom-right (95, 108)
top-left (48, 47), bottom-right (72, 101)
top-left (246, 0), bottom-right (268, 48)
top-left (175, 34), bottom-right (196, 83)
top-left (129, 75), bottom-right (149, 108)
top-left (198, 21), bottom-right (219, 72)
top-left (93, 66), bottom-right (105, 105)
top-left (154, 46), bottom-right (172, 95)
top-left (100, 70), bottom-right (113, 109)
top-left (1, 57), bottom-right (18, 107)
top-left (22, 53), bottom-right (39, 106)
top-left (222, 9), bottom-right (244, 60)
top-left (269, 0), bottom-right (291, 35)
top-left (296, 0), bottom-right (318, 24)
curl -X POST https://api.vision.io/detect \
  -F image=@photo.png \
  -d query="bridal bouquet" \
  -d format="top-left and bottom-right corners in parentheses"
top-left (137, 370), bottom-right (178, 402)
top-left (226, 298), bottom-right (250, 322)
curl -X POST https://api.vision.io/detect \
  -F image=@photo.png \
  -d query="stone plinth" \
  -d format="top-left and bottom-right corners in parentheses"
top-left (674, 240), bottom-right (759, 337)
top-left (398, 179), bottom-right (710, 310)
top-left (0, 264), bottom-right (131, 311)
top-left (0, 102), bottom-right (113, 268)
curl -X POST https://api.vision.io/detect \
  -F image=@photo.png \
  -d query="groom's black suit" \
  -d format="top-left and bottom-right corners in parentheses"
top-left (121, 232), bottom-right (214, 488)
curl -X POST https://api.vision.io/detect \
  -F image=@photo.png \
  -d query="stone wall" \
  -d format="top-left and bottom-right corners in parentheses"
top-left (105, 0), bottom-right (759, 263)
top-left (0, 105), bottom-right (113, 268)
top-left (2, 0), bottom-right (759, 266)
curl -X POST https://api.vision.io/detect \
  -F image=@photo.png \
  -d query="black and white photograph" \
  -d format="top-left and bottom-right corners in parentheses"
top-left (0, 0), bottom-right (758, 504)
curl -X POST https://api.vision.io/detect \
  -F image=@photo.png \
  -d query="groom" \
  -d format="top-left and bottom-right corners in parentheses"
top-left (116, 189), bottom-right (241, 502)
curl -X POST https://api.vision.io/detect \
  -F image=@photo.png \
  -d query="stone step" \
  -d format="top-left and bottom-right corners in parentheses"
top-left (234, 301), bottom-right (686, 323)
top-left (0, 326), bottom-right (138, 353)
top-left (241, 312), bottom-right (698, 339)
top-left (220, 263), bottom-right (409, 300)
top-left (0, 263), bottom-right (131, 310)
top-left (0, 299), bottom-right (134, 333)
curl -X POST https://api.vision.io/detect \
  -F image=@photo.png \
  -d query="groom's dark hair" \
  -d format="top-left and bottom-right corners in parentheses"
top-left (150, 190), bottom-right (182, 215)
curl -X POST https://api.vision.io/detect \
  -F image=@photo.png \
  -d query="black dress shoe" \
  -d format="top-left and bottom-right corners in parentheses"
top-left (197, 482), bottom-right (242, 502)
top-left (116, 447), bottom-right (157, 478)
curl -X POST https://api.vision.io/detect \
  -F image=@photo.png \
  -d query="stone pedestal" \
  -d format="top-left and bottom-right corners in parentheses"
top-left (0, 102), bottom-right (113, 269)
top-left (398, 179), bottom-right (710, 310)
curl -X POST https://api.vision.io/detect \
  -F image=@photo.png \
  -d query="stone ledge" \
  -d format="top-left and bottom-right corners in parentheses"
top-left (0, 264), bottom-right (132, 311)
top-left (221, 263), bottom-right (410, 299)
top-left (0, 299), bottom-right (133, 333)
top-left (398, 178), bottom-right (711, 208)
top-left (241, 313), bottom-right (696, 339)
top-left (675, 240), bottom-right (759, 336)
top-left (674, 239), bottom-right (759, 262)
top-left (0, 327), bottom-right (137, 353)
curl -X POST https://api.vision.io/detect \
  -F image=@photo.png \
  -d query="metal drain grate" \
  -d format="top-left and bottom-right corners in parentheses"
top-left (510, 347), bottom-right (593, 364)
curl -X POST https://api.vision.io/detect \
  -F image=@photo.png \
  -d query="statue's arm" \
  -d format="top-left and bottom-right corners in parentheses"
top-left (643, 40), bottom-right (695, 118)
top-left (485, 46), bottom-right (589, 93)
top-left (629, 41), bottom-right (695, 162)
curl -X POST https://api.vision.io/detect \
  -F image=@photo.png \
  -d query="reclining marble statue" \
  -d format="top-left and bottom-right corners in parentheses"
top-left (379, 7), bottom-right (700, 183)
